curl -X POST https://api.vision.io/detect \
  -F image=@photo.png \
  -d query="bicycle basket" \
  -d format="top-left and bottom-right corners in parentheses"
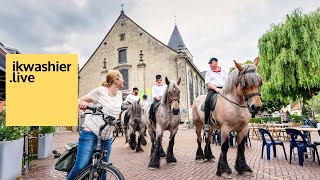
top-left (54, 142), bottom-right (78, 172)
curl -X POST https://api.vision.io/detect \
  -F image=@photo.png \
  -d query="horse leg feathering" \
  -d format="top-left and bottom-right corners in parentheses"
top-left (235, 128), bottom-right (252, 175)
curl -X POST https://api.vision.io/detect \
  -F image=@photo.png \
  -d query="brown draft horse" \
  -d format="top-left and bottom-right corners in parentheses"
top-left (192, 58), bottom-right (262, 178)
top-left (144, 77), bottom-right (181, 169)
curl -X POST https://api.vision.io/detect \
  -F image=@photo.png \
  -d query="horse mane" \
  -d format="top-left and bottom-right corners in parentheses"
top-left (222, 64), bottom-right (261, 94)
top-left (161, 80), bottom-right (178, 106)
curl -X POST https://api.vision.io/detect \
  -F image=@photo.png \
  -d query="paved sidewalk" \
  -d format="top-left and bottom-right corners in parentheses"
top-left (23, 128), bottom-right (320, 180)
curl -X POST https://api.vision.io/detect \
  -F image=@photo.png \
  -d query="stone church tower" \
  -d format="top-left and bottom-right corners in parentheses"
top-left (79, 11), bottom-right (205, 123)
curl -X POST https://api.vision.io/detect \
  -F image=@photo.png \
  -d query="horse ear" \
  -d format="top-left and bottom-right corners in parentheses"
top-left (177, 77), bottom-right (181, 85)
top-left (165, 76), bottom-right (170, 85)
top-left (234, 60), bottom-right (244, 71)
top-left (254, 57), bottom-right (259, 67)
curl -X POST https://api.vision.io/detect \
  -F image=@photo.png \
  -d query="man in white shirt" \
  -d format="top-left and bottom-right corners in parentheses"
top-left (149, 75), bottom-right (167, 122)
top-left (204, 57), bottom-right (228, 132)
top-left (124, 87), bottom-right (140, 105)
top-left (141, 94), bottom-right (150, 111)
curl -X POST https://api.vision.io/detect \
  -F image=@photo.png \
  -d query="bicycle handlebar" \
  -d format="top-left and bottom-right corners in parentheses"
top-left (85, 105), bottom-right (116, 126)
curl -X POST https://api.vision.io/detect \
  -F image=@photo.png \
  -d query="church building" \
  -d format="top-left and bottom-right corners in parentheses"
top-left (79, 10), bottom-right (205, 123)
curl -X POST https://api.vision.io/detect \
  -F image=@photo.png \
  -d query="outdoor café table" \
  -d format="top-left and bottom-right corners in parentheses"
top-left (284, 127), bottom-right (320, 144)
top-left (249, 124), bottom-right (266, 140)
top-left (263, 124), bottom-right (290, 141)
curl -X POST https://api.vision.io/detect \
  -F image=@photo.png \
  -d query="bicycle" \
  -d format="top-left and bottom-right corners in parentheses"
top-left (74, 105), bottom-right (125, 180)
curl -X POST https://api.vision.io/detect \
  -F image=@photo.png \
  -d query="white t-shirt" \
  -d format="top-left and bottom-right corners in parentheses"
top-left (142, 99), bottom-right (150, 110)
top-left (152, 84), bottom-right (167, 99)
top-left (124, 94), bottom-right (140, 104)
top-left (82, 86), bottom-right (122, 140)
top-left (205, 69), bottom-right (228, 88)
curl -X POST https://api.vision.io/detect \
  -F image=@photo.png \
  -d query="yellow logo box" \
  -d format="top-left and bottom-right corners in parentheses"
top-left (6, 54), bottom-right (78, 126)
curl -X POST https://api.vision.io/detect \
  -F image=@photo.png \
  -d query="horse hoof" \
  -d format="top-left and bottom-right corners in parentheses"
top-left (124, 143), bottom-right (130, 149)
top-left (221, 173), bottom-right (233, 179)
top-left (136, 147), bottom-right (144, 152)
top-left (148, 167), bottom-right (158, 170)
top-left (159, 152), bottom-right (166, 158)
top-left (195, 159), bottom-right (204, 164)
top-left (243, 171), bottom-right (254, 177)
top-left (141, 137), bottom-right (147, 146)
top-left (129, 143), bottom-right (136, 150)
top-left (205, 158), bottom-right (215, 163)
top-left (168, 162), bottom-right (176, 165)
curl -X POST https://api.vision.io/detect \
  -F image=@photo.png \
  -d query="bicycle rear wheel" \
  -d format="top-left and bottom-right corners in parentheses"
top-left (74, 164), bottom-right (125, 180)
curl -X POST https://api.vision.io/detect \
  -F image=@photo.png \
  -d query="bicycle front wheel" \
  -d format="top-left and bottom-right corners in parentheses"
top-left (74, 164), bottom-right (125, 180)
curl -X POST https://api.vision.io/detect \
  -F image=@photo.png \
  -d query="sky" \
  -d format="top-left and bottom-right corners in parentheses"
top-left (1, 0), bottom-right (320, 72)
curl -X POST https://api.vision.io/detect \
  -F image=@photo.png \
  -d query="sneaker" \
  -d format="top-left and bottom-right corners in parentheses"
top-left (203, 124), bottom-right (210, 132)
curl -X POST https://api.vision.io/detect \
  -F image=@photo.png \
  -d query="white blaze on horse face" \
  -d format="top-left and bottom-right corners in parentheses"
top-left (169, 83), bottom-right (180, 114)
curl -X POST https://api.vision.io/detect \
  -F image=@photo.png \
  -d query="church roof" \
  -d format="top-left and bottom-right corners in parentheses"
top-left (80, 11), bottom-right (204, 79)
top-left (168, 25), bottom-right (186, 51)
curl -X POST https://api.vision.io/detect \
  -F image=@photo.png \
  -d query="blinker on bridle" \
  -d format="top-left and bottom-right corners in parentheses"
top-left (237, 69), bottom-right (261, 101)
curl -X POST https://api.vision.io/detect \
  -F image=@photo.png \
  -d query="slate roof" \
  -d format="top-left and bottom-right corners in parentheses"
top-left (168, 25), bottom-right (186, 51)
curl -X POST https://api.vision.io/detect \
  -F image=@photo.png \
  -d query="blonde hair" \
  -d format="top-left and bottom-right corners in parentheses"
top-left (101, 70), bottom-right (122, 87)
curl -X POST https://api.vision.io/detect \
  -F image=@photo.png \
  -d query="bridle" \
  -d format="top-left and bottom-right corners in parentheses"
top-left (132, 103), bottom-right (142, 123)
top-left (170, 99), bottom-right (179, 104)
top-left (218, 68), bottom-right (261, 112)
top-left (238, 69), bottom-right (262, 101)
top-left (167, 86), bottom-right (180, 114)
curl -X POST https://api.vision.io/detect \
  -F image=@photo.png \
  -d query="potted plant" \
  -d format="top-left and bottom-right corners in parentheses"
top-left (0, 109), bottom-right (29, 180)
top-left (37, 126), bottom-right (55, 159)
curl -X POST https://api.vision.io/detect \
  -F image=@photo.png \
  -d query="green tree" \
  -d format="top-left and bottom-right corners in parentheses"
top-left (258, 8), bottom-right (320, 105)
top-left (306, 93), bottom-right (320, 117)
top-left (260, 99), bottom-right (287, 114)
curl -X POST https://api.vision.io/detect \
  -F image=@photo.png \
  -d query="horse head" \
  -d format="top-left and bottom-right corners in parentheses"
top-left (234, 57), bottom-right (262, 114)
top-left (163, 77), bottom-right (181, 115)
top-left (131, 99), bottom-right (142, 123)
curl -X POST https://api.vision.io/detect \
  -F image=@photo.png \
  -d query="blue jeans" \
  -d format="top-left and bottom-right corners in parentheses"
top-left (67, 129), bottom-right (112, 180)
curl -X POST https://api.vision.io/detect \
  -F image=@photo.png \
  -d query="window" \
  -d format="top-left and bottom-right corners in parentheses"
top-left (188, 70), bottom-right (194, 105)
top-left (118, 49), bottom-right (127, 64)
top-left (199, 80), bottom-right (203, 95)
top-left (119, 69), bottom-right (129, 90)
top-left (195, 76), bottom-right (199, 97)
top-left (120, 33), bottom-right (125, 41)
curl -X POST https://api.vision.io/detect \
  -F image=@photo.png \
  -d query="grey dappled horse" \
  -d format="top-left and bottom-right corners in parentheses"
top-left (144, 77), bottom-right (181, 169)
top-left (121, 99), bottom-right (147, 152)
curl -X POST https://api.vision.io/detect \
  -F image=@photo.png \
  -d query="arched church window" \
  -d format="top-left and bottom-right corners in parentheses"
top-left (188, 70), bottom-right (194, 105)
top-left (199, 80), bottom-right (203, 95)
top-left (118, 48), bottom-right (127, 64)
top-left (120, 33), bottom-right (125, 41)
top-left (195, 76), bottom-right (199, 97)
top-left (119, 69), bottom-right (129, 90)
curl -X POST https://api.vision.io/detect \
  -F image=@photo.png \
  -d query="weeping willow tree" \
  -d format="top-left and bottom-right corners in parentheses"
top-left (258, 8), bottom-right (320, 106)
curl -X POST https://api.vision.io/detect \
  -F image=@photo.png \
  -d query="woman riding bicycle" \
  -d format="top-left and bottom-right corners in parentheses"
top-left (67, 70), bottom-right (124, 180)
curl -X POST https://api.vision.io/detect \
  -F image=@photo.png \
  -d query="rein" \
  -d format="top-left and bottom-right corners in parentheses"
top-left (218, 92), bottom-right (247, 108)
top-left (217, 68), bottom-right (261, 110)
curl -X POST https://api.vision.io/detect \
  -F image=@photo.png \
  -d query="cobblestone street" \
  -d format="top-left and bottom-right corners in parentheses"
top-left (23, 127), bottom-right (320, 180)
